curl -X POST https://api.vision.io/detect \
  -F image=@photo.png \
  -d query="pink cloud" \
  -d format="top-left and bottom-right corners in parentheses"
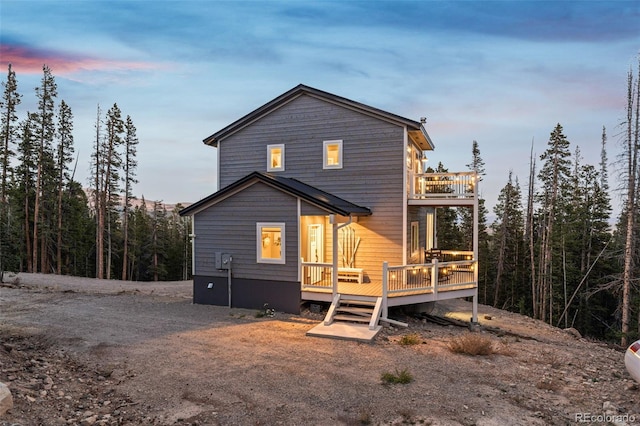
top-left (0, 43), bottom-right (161, 75)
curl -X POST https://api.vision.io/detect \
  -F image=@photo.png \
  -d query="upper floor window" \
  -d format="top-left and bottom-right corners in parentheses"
top-left (267, 144), bottom-right (285, 172)
top-left (257, 222), bottom-right (285, 264)
top-left (323, 140), bottom-right (343, 169)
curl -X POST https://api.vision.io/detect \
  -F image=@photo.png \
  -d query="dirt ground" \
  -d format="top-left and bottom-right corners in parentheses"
top-left (0, 273), bottom-right (639, 426)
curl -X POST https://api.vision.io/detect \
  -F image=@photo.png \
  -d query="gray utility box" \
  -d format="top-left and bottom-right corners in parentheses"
top-left (215, 252), bottom-right (232, 270)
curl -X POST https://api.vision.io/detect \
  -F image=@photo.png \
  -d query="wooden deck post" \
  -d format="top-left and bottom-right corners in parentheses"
top-left (431, 258), bottom-right (438, 298)
top-left (382, 262), bottom-right (389, 319)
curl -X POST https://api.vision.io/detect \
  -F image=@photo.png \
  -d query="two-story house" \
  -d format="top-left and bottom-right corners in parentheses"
top-left (180, 84), bottom-right (478, 340)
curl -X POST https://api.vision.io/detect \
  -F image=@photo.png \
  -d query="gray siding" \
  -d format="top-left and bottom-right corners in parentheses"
top-left (193, 182), bottom-right (299, 281)
top-left (218, 94), bottom-right (406, 282)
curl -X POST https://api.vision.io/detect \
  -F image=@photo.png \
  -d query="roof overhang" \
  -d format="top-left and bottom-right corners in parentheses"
top-left (203, 84), bottom-right (436, 150)
top-left (179, 172), bottom-right (372, 218)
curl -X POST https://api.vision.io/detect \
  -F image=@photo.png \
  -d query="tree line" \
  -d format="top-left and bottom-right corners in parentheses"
top-left (435, 59), bottom-right (640, 344)
top-left (0, 64), bottom-right (191, 282)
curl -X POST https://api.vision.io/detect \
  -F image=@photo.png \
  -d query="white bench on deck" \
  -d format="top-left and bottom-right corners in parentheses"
top-left (338, 267), bottom-right (364, 284)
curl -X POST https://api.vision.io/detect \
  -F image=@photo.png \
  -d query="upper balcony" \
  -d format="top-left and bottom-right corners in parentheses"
top-left (408, 171), bottom-right (478, 206)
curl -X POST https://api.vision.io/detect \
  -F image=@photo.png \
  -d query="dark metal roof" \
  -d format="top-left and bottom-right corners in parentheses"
top-left (179, 171), bottom-right (372, 217)
top-left (203, 84), bottom-right (434, 150)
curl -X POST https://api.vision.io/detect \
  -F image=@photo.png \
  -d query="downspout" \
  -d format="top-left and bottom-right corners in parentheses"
top-left (331, 214), bottom-right (353, 299)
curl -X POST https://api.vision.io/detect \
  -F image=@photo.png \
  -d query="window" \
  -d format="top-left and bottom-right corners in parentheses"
top-left (411, 221), bottom-right (420, 255)
top-left (267, 144), bottom-right (285, 172)
top-left (257, 223), bottom-right (285, 264)
top-left (323, 140), bottom-right (343, 169)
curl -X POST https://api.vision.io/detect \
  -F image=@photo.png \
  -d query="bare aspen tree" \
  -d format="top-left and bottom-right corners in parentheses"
top-left (91, 105), bottom-right (103, 278)
top-left (526, 142), bottom-right (538, 317)
top-left (621, 63), bottom-right (639, 347)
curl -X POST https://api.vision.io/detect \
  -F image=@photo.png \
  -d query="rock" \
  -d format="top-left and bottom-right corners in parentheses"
top-left (0, 382), bottom-right (13, 415)
top-left (564, 327), bottom-right (582, 339)
top-left (81, 414), bottom-right (98, 425)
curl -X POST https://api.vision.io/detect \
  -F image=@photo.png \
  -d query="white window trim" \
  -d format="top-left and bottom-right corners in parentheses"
top-left (411, 221), bottom-right (420, 255)
top-left (267, 144), bottom-right (285, 172)
top-left (256, 222), bottom-right (286, 264)
top-left (323, 140), bottom-right (343, 169)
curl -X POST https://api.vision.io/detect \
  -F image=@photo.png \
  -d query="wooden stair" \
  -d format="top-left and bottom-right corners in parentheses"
top-left (307, 294), bottom-right (383, 342)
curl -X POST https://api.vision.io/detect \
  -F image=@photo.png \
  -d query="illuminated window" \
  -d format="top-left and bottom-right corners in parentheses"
top-left (257, 223), bottom-right (285, 264)
top-left (323, 140), bottom-right (343, 169)
top-left (267, 144), bottom-right (285, 172)
top-left (411, 221), bottom-right (420, 255)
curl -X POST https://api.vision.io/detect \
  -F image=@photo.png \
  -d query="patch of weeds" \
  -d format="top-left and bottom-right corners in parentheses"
top-left (495, 339), bottom-right (516, 357)
top-left (398, 333), bottom-right (421, 346)
top-left (542, 351), bottom-right (563, 368)
top-left (448, 333), bottom-right (495, 356)
top-left (336, 409), bottom-right (372, 425)
top-left (381, 367), bottom-right (414, 385)
top-left (255, 303), bottom-right (275, 318)
top-left (536, 379), bottom-right (561, 392)
top-left (397, 407), bottom-right (416, 422)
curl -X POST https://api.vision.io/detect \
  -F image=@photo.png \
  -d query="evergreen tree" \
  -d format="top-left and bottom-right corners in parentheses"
top-left (14, 113), bottom-right (39, 272)
top-left (462, 140), bottom-right (490, 300)
top-left (32, 65), bottom-right (57, 273)
top-left (536, 123), bottom-right (572, 323)
top-left (55, 100), bottom-right (74, 274)
top-left (491, 171), bottom-right (525, 310)
top-left (94, 103), bottom-right (124, 279)
top-left (121, 115), bottom-right (138, 280)
top-left (0, 64), bottom-right (22, 279)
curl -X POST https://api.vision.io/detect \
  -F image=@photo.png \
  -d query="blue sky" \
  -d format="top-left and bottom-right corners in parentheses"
top-left (1, 1), bottom-right (638, 215)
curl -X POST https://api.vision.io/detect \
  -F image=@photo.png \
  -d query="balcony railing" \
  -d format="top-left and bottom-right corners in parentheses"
top-left (383, 259), bottom-right (477, 296)
top-left (410, 172), bottom-right (477, 200)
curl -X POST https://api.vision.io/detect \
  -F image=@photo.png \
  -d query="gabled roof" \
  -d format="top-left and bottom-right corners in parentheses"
top-left (203, 84), bottom-right (434, 150)
top-left (179, 171), bottom-right (372, 217)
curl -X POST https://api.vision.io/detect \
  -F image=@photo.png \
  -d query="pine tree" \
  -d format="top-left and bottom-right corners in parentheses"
top-left (121, 115), bottom-right (138, 280)
top-left (32, 65), bottom-right (57, 273)
top-left (491, 171), bottom-right (524, 310)
top-left (14, 113), bottom-right (39, 272)
top-left (94, 103), bottom-right (124, 279)
top-left (0, 64), bottom-right (22, 280)
top-left (537, 123), bottom-right (572, 324)
top-left (463, 140), bottom-right (490, 299)
top-left (55, 100), bottom-right (74, 274)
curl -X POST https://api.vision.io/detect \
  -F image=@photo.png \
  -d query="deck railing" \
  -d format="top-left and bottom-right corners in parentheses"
top-left (383, 259), bottom-right (477, 297)
top-left (410, 172), bottom-right (477, 200)
top-left (301, 262), bottom-right (333, 289)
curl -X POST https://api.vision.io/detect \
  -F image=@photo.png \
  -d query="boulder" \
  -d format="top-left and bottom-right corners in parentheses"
top-left (564, 327), bottom-right (582, 339)
top-left (0, 382), bottom-right (13, 415)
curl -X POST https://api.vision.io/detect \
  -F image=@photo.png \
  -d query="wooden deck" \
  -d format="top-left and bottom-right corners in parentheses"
top-left (302, 270), bottom-right (477, 306)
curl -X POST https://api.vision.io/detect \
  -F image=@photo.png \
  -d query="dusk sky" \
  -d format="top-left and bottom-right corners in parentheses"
top-left (1, 1), bottom-right (639, 215)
